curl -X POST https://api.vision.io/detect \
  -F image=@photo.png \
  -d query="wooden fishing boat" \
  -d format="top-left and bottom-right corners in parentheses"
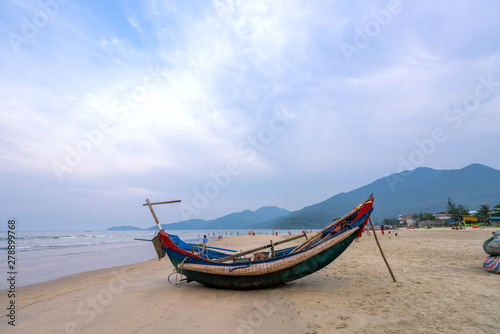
top-left (144, 195), bottom-right (374, 289)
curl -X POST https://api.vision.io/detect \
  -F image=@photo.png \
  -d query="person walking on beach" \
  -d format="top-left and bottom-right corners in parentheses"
top-left (388, 231), bottom-right (391, 239)
top-left (381, 227), bottom-right (385, 236)
top-left (202, 235), bottom-right (208, 254)
top-left (394, 228), bottom-right (398, 237)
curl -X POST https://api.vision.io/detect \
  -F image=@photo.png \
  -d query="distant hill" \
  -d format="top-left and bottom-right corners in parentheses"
top-left (107, 225), bottom-right (143, 231)
top-left (265, 164), bottom-right (500, 229)
top-left (108, 164), bottom-right (500, 231)
top-left (146, 206), bottom-right (291, 230)
top-left (145, 219), bottom-right (208, 230)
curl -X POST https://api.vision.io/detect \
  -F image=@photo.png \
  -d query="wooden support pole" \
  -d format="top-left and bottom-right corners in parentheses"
top-left (144, 199), bottom-right (181, 231)
top-left (369, 216), bottom-right (397, 282)
top-left (146, 198), bottom-right (163, 231)
top-left (143, 200), bottom-right (181, 206)
top-left (291, 206), bottom-right (360, 254)
top-left (270, 240), bottom-right (276, 258)
top-left (291, 221), bottom-right (340, 253)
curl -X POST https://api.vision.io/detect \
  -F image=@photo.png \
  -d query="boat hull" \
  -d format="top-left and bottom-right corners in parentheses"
top-left (167, 231), bottom-right (358, 289)
top-left (155, 195), bottom-right (374, 289)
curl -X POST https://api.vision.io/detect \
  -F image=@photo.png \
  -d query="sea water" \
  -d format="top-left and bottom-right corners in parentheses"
top-left (0, 229), bottom-right (301, 288)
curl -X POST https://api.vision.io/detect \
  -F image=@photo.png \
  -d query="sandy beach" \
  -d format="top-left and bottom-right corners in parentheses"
top-left (1, 227), bottom-right (499, 334)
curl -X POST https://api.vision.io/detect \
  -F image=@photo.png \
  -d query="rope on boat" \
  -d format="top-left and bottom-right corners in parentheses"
top-left (229, 264), bottom-right (253, 272)
top-left (168, 256), bottom-right (190, 287)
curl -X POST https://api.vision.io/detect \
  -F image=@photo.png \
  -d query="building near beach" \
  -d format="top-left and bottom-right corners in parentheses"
top-left (399, 214), bottom-right (418, 226)
top-left (462, 215), bottom-right (479, 223)
top-left (435, 212), bottom-right (451, 221)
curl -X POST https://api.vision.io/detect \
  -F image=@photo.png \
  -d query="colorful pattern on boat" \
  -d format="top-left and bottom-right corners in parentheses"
top-left (483, 255), bottom-right (500, 274)
top-left (178, 226), bottom-right (359, 276)
top-left (482, 231), bottom-right (500, 256)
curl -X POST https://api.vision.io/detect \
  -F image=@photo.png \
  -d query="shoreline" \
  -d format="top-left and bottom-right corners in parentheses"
top-left (0, 243), bottom-right (156, 289)
top-left (1, 228), bottom-right (499, 333)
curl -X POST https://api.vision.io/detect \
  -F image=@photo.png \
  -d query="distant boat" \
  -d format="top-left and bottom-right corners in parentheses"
top-left (142, 196), bottom-right (374, 289)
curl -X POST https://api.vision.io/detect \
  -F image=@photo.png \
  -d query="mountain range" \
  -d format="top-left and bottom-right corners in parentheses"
top-left (266, 163), bottom-right (500, 228)
top-left (107, 164), bottom-right (500, 230)
top-left (145, 206), bottom-right (290, 230)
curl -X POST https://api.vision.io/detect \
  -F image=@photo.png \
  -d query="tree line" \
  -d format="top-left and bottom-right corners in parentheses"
top-left (446, 197), bottom-right (500, 223)
top-left (381, 197), bottom-right (500, 227)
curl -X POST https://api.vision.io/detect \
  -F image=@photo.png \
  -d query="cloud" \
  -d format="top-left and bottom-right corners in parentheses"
top-left (127, 17), bottom-right (142, 32)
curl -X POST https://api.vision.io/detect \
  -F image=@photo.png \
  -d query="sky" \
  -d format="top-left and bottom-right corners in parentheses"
top-left (1, 0), bottom-right (499, 231)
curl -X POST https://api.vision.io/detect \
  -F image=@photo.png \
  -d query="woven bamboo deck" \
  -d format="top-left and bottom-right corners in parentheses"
top-left (178, 226), bottom-right (359, 276)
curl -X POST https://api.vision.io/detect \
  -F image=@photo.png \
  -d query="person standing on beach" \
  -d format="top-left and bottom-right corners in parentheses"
top-left (388, 231), bottom-right (391, 239)
top-left (202, 235), bottom-right (208, 254)
top-left (381, 227), bottom-right (385, 236)
top-left (394, 228), bottom-right (398, 237)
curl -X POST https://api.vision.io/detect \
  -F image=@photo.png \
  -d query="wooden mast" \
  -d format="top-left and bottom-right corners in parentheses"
top-left (144, 199), bottom-right (181, 231)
